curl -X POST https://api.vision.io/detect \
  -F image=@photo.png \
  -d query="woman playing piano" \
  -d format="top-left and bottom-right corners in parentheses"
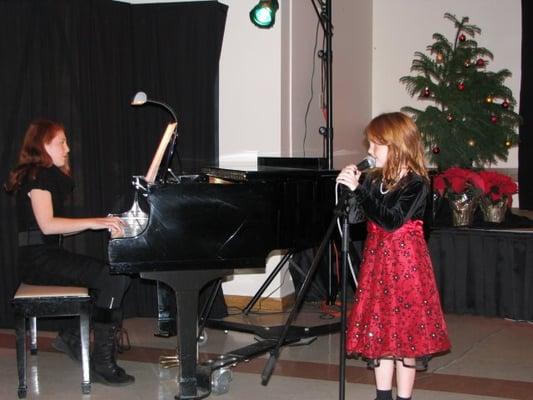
top-left (5, 119), bottom-right (135, 386)
top-left (336, 112), bottom-right (450, 400)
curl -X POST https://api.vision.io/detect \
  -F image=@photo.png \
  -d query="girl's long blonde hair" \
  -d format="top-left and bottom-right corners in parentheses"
top-left (364, 112), bottom-right (428, 188)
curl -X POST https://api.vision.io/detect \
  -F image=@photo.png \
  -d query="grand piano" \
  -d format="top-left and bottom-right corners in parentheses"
top-left (108, 124), bottom-right (338, 399)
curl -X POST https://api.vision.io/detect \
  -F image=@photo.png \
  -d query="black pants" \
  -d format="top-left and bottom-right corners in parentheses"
top-left (19, 244), bottom-right (131, 310)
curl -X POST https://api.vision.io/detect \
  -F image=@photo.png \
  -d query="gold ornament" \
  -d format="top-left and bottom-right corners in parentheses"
top-left (436, 53), bottom-right (444, 63)
top-left (505, 140), bottom-right (512, 147)
top-left (467, 139), bottom-right (475, 147)
top-left (485, 95), bottom-right (493, 103)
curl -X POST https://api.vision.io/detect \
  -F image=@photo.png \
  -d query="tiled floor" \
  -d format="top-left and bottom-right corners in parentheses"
top-left (1, 305), bottom-right (532, 400)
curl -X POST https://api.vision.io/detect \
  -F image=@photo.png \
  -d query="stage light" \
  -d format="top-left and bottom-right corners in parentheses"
top-left (249, 0), bottom-right (279, 29)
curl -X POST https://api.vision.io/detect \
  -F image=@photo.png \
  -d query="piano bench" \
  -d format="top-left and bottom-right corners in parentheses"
top-left (11, 283), bottom-right (92, 398)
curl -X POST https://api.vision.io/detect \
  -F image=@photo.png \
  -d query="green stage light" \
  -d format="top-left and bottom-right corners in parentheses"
top-left (249, 0), bottom-right (279, 29)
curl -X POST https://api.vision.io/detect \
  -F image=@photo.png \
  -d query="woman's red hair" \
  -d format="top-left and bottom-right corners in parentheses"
top-left (4, 119), bottom-right (70, 193)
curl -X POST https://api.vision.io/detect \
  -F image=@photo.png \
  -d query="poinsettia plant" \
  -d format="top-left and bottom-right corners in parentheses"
top-left (433, 167), bottom-right (485, 197)
top-left (478, 171), bottom-right (518, 205)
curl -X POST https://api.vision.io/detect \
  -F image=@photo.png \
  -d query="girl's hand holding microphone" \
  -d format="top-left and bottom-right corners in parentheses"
top-left (336, 164), bottom-right (362, 191)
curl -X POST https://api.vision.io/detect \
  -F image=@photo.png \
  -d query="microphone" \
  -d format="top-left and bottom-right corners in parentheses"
top-left (355, 155), bottom-right (376, 171)
top-left (336, 156), bottom-right (376, 210)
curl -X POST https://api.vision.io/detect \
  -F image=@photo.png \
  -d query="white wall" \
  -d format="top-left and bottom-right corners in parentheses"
top-left (218, 0), bottom-right (282, 167)
top-left (332, 0), bottom-right (373, 168)
top-left (281, 1), bottom-right (324, 160)
top-left (372, 0), bottom-right (522, 169)
top-left (218, 0), bottom-right (288, 297)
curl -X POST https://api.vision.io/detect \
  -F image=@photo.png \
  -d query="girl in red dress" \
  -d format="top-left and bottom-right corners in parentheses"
top-left (336, 112), bottom-right (450, 400)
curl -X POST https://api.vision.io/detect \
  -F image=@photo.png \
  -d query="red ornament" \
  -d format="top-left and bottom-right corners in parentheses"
top-left (464, 60), bottom-right (471, 68)
top-left (502, 100), bottom-right (510, 109)
top-left (432, 146), bottom-right (441, 154)
top-left (422, 87), bottom-right (431, 97)
top-left (457, 82), bottom-right (465, 91)
top-left (459, 34), bottom-right (466, 42)
top-left (490, 115), bottom-right (499, 124)
top-left (476, 59), bottom-right (485, 67)
top-left (446, 113), bottom-right (453, 122)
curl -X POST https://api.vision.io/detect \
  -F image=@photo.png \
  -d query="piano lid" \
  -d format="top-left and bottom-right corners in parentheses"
top-left (202, 157), bottom-right (336, 182)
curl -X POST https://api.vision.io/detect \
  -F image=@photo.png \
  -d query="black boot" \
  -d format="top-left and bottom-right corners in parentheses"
top-left (91, 322), bottom-right (135, 386)
top-left (51, 327), bottom-right (81, 362)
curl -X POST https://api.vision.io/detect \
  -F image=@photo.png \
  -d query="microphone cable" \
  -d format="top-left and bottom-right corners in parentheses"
top-left (334, 182), bottom-right (358, 288)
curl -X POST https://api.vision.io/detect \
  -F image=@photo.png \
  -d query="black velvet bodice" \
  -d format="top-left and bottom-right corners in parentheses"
top-left (348, 171), bottom-right (429, 231)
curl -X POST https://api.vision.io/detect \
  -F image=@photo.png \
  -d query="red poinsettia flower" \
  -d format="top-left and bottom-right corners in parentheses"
top-left (478, 171), bottom-right (518, 204)
top-left (433, 175), bottom-right (447, 195)
top-left (433, 167), bottom-right (485, 196)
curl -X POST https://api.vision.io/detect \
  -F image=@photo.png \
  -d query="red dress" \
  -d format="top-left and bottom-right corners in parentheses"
top-left (345, 173), bottom-right (450, 361)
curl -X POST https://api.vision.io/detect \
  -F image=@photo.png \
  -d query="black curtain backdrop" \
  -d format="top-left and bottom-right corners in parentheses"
top-left (0, 0), bottom-right (227, 328)
top-left (519, 1), bottom-right (532, 209)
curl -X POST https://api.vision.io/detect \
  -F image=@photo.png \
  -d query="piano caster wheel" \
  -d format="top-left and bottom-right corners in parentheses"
top-left (198, 330), bottom-right (208, 346)
top-left (211, 367), bottom-right (232, 395)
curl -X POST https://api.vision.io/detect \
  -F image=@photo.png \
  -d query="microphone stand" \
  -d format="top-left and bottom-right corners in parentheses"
top-left (338, 197), bottom-right (350, 400)
top-left (311, 0), bottom-right (334, 170)
top-left (261, 189), bottom-right (353, 400)
top-left (311, 0), bottom-right (337, 308)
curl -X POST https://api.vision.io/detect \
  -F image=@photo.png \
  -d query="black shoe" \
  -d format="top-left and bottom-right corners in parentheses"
top-left (51, 329), bottom-right (82, 362)
top-left (91, 363), bottom-right (135, 386)
top-left (91, 322), bottom-right (134, 386)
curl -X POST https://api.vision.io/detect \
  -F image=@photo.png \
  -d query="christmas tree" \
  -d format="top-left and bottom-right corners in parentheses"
top-left (400, 13), bottom-right (521, 170)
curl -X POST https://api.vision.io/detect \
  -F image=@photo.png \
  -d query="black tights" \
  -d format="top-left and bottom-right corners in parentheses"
top-left (92, 307), bottom-right (123, 324)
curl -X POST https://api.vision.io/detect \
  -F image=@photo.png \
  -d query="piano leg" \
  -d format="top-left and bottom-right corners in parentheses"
top-left (141, 269), bottom-right (232, 400)
top-left (155, 282), bottom-right (177, 337)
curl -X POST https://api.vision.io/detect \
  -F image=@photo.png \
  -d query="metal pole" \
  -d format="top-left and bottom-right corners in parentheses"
top-left (339, 214), bottom-right (349, 400)
top-left (325, 0), bottom-right (333, 170)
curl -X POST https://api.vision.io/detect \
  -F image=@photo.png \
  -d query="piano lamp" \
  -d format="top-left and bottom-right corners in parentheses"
top-left (131, 91), bottom-right (178, 124)
top-left (249, 0), bottom-right (278, 29)
top-left (131, 91), bottom-right (181, 182)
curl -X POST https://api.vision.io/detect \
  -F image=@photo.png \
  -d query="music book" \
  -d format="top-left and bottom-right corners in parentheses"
top-left (144, 122), bottom-right (177, 183)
